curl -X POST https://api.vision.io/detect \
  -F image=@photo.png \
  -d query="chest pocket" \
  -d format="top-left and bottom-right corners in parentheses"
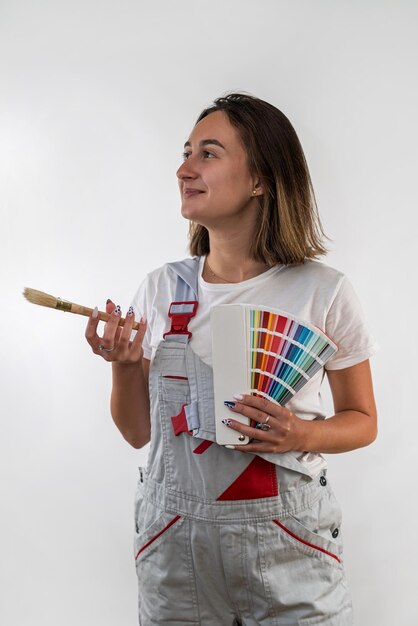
top-left (161, 375), bottom-right (191, 401)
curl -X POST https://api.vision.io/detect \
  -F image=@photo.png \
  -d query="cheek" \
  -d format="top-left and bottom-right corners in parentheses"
top-left (229, 163), bottom-right (253, 193)
top-left (211, 169), bottom-right (248, 193)
top-left (223, 176), bottom-right (252, 202)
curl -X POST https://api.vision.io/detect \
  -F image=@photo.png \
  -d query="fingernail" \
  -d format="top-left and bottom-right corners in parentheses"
top-left (127, 306), bottom-right (134, 316)
top-left (224, 401), bottom-right (236, 408)
top-left (106, 299), bottom-right (112, 304)
top-left (233, 394), bottom-right (244, 401)
top-left (225, 445), bottom-right (235, 449)
top-left (92, 306), bottom-right (98, 319)
top-left (114, 305), bottom-right (121, 315)
top-left (140, 315), bottom-right (147, 324)
top-left (222, 419), bottom-right (233, 427)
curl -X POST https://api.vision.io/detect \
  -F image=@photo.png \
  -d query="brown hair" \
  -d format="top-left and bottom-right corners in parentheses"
top-left (188, 93), bottom-right (328, 265)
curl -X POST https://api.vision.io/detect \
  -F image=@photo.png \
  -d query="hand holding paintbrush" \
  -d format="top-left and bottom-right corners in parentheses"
top-left (23, 288), bottom-right (141, 330)
top-left (23, 287), bottom-right (147, 361)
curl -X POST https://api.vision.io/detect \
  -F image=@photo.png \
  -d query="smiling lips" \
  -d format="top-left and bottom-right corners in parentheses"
top-left (183, 188), bottom-right (204, 198)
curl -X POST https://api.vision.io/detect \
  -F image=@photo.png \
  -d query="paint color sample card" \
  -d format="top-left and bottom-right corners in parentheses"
top-left (211, 304), bottom-right (338, 445)
top-left (211, 305), bottom-right (250, 445)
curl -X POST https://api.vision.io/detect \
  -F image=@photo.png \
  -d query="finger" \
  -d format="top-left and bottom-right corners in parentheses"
top-left (117, 306), bottom-right (136, 349)
top-left (85, 306), bottom-right (100, 345)
top-left (87, 299), bottom-right (116, 350)
top-left (129, 315), bottom-right (147, 359)
top-left (114, 325), bottom-right (123, 345)
top-left (229, 441), bottom-right (280, 454)
top-left (233, 393), bottom-right (277, 413)
top-left (221, 418), bottom-right (271, 441)
top-left (106, 298), bottom-right (115, 315)
top-left (225, 400), bottom-right (274, 426)
top-left (100, 304), bottom-right (121, 349)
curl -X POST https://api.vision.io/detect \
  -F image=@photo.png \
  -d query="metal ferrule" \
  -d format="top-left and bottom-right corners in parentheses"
top-left (56, 299), bottom-right (72, 312)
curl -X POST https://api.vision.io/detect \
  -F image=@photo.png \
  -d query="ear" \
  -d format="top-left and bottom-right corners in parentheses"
top-left (252, 177), bottom-right (264, 196)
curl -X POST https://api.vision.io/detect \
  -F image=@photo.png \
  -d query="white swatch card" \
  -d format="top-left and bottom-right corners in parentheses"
top-left (211, 305), bottom-right (250, 445)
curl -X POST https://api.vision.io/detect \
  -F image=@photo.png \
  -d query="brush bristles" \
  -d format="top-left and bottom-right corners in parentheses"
top-left (23, 287), bottom-right (59, 309)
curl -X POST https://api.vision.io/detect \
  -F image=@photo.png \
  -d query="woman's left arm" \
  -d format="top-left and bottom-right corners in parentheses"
top-left (223, 359), bottom-right (377, 454)
top-left (317, 359), bottom-right (378, 452)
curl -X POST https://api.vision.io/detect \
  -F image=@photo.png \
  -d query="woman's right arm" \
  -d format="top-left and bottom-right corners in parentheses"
top-left (85, 299), bottom-right (151, 449)
top-left (110, 358), bottom-right (151, 448)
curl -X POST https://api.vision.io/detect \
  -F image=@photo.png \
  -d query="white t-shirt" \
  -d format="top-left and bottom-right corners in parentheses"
top-left (131, 256), bottom-right (378, 474)
top-left (133, 256), bottom-right (377, 368)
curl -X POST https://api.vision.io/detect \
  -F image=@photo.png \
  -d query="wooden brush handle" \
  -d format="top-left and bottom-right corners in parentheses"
top-left (69, 303), bottom-right (140, 330)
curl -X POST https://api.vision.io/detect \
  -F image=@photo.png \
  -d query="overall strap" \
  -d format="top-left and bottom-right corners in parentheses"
top-left (163, 257), bottom-right (201, 342)
top-left (170, 257), bottom-right (200, 301)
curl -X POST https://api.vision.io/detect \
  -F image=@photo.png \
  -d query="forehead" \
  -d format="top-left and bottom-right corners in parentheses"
top-left (188, 110), bottom-right (242, 148)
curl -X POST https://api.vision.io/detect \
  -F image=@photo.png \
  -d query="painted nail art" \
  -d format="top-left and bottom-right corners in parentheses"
top-left (106, 299), bottom-right (112, 304)
top-left (233, 393), bottom-right (244, 401)
top-left (222, 419), bottom-right (233, 427)
top-left (114, 305), bottom-right (121, 315)
top-left (224, 401), bottom-right (236, 408)
top-left (92, 306), bottom-right (98, 319)
top-left (127, 306), bottom-right (134, 316)
top-left (225, 445), bottom-right (235, 449)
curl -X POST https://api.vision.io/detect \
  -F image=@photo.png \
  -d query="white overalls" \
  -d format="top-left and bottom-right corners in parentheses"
top-left (134, 258), bottom-right (353, 626)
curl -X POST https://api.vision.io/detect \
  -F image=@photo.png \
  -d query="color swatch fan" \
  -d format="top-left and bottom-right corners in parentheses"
top-left (211, 304), bottom-right (338, 445)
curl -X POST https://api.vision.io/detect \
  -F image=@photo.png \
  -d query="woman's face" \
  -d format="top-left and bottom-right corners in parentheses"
top-left (176, 110), bottom-right (260, 227)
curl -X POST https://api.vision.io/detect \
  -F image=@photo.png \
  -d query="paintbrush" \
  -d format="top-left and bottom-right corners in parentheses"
top-left (23, 288), bottom-right (140, 330)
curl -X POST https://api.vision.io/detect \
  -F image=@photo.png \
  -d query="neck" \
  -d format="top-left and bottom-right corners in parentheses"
top-left (198, 209), bottom-right (271, 283)
top-left (203, 242), bottom-right (270, 284)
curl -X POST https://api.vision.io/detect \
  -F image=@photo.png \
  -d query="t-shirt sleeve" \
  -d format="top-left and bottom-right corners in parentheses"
top-left (324, 275), bottom-right (379, 370)
top-left (130, 276), bottom-right (153, 361)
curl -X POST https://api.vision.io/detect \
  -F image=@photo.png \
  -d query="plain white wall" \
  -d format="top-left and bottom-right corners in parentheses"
top-left (1, 0), bottom-right (417, 624)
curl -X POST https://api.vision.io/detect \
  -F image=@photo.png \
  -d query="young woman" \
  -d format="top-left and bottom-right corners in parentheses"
top-left (85, 94), bottom-right (378, 625)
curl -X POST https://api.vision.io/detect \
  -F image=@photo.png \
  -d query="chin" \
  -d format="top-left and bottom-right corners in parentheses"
top-left (181, 205), bottom-right (204, 222)
top-left (180, 206), bottom-right (193, 220)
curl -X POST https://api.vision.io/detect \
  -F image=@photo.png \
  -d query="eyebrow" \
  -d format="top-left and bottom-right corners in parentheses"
top-left (184, 139), bottom-right (226, 150)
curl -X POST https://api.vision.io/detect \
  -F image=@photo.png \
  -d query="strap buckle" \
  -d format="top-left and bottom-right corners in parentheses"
top-left (163, 301), bottom-right (198, 339)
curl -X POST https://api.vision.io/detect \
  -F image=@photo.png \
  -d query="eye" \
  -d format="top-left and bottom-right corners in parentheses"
top-left (182, 151), bottom-right (191, 160)
top-left (202, 150), bottom-right (215, 159)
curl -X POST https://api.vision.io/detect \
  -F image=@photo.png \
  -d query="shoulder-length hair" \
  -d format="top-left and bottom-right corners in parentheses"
top-left (188, 93), bottom-right (328, 265)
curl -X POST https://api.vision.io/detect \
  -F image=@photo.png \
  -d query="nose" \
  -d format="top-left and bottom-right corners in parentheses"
top-left (176, 158), bottom-right (198, 181)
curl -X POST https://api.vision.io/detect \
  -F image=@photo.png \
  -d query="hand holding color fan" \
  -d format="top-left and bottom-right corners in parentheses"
top-left (211, 304), bottom-right (338, 445)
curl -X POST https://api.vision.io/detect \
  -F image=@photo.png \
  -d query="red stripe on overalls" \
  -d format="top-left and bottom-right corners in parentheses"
top-left (135, 515), bottom-right (181, 560)
top-left (163, 375), bottom-right (188, 380)
top-left (193, 440), bottom-right (213, 454)
top-left (272, 519), bottom-right (341, 563)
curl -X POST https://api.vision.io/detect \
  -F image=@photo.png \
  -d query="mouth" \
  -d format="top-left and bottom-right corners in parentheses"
top-left (183, 188), bottom-right (204, 198)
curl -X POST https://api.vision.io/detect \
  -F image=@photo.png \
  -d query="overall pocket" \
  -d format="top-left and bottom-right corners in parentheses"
top-left (275, 480), bottom-right (344, 565)
top-left (135, 511), bottom-right (182, 562)
top-left (134, 504), bottom-right (198, 623)
top-left (160, 375), bottom-right (190, 401)
top-left (272, 516), bottom-right (341, 564)
top-left (257, 485), bottom-right (350, 622)
top-left (134, 469), bottom-right (184, 565)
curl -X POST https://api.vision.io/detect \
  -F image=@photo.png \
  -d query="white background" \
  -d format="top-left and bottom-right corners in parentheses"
top-left (1, 1), bottom-right (417, 624)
